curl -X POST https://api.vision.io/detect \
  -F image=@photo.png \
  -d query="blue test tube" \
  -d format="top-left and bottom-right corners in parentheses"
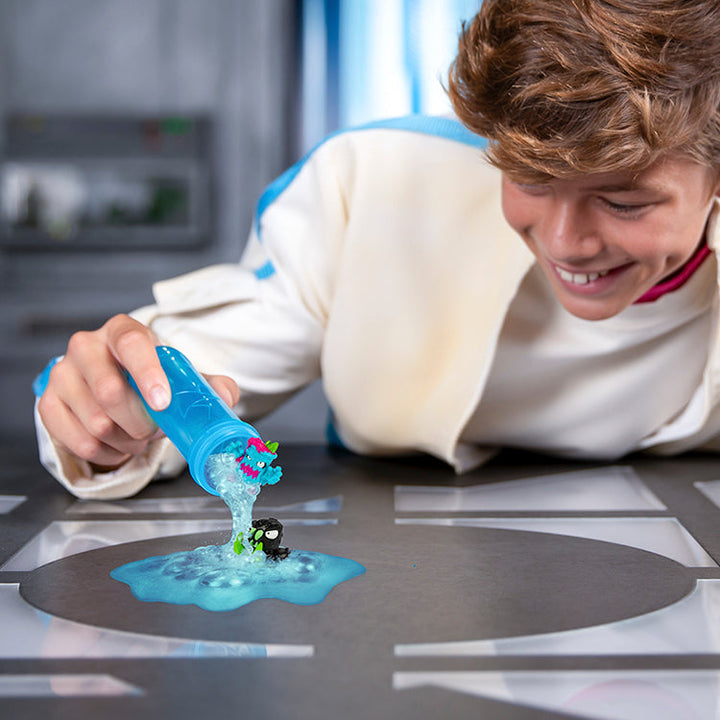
top-left (127, 345), bottom-right (261, 495)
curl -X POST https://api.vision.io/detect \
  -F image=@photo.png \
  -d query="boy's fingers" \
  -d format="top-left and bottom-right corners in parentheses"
top-left (65, 330), bottom-right (157, 440)
top-left (206, 375), bottom-right (241, 408)
top-left (102, 315), bottom-right (170, 411)
top-left (40, 363), bottom-right (156, 459)
top-left (40, 392), bottom-right (134, 467)
top-left (39, 314), bottom-right (172, 470)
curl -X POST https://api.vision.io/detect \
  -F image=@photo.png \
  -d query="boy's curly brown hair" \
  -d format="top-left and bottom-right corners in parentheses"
top-left (448, 0), bottom-right (720, 183)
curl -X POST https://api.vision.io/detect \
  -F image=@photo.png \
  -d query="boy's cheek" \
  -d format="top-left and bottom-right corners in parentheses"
top-left (500, 194), bottom-right (527, 235)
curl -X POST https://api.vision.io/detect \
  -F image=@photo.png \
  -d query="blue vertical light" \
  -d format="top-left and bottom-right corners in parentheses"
top-left (337, 0), bottom-right (373, 130)
top-left (324, 0), bottom-right (341, 132)
top-left (301, 0), bottom-right (329, 151)
top-left (403, 0), bottom-right (423, 114)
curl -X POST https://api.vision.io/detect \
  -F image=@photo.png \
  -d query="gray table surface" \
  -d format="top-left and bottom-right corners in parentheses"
top-left (2, 442), bottom-right (720, 719)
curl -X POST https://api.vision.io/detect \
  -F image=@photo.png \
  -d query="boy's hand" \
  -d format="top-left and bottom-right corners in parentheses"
top-left (37, 314), bottom-right (240, 471)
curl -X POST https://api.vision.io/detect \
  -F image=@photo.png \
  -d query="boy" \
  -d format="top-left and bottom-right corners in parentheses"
top-left (35, 0), bottom-right (720, 498)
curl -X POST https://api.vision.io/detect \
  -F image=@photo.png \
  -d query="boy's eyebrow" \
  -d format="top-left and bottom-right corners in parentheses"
top-left (592, 183), bottom-right (639, 192)
top-left (589, 180), bottom-right (664, 193)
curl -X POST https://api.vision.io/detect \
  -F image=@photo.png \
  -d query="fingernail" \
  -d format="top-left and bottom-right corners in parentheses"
top-left (150, 385), bottom-right (171, 410)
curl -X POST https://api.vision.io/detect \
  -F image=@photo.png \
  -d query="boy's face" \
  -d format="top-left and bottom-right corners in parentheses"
top-left (501, 156), bottom-right (720, 320)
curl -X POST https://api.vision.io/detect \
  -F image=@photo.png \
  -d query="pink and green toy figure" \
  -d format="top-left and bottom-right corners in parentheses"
top-left (126, 346), bottom-right (282, 496)
top-left (227, 437), bottom-right (282, 486)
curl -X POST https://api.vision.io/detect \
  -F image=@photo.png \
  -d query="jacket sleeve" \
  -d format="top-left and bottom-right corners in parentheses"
top-left (35, 138), bottom-right (350, 498)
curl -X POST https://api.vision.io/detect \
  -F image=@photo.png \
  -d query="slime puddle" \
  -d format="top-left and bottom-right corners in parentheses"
top-left (111, 444), bottom-right (365, 611)
top-left (110, 545), bottom-right (365, 612)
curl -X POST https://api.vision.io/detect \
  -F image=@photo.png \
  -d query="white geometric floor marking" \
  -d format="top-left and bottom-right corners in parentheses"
top-left (393, 670), bottom-right (720, 720)
top-left (0, 495), bottom-right (26, 514)
top-left (1, 519), bottom-right (231, 571)
top-left (695, 480), bottom-right (720, 510)
top-left (0, 584), bottom-right (313, 659)
top-left (66, 497), bottom-right (229, 515)
top-left (66, 494), bottom-right (344, 515)
top-left (395, 466), bottom-right (665, 512)
top-left (395, 517), bottom-right (717, 567)
top-left (396, 579), bottom-right (720, 657)
top-left (0, 674), bottom-right (143, 697)
top-left (258, 495), bottom-right (343, 513)
top-left (1, 517), bottom-right (337, 571)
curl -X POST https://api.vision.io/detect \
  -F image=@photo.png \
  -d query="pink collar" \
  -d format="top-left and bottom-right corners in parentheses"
top-left (634, 243), bottom-right (712, 304)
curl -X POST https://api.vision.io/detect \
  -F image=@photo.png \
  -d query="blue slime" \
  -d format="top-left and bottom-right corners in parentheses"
top-left (111, 447), bottom-right (365, 611)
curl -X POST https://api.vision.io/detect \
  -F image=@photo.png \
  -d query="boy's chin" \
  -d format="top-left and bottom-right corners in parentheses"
top-left (554, 291), bottom-right (630, 322)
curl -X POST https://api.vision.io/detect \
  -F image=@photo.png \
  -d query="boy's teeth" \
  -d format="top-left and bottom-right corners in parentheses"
top-left (556, 267), bottom-right (609, 284)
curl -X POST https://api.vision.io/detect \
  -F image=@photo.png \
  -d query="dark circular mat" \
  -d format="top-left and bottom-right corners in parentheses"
top-left (19, 522), bottom-right (695, 649)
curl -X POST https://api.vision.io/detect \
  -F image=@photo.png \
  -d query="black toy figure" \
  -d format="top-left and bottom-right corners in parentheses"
top-left (233, 517), bottom-right (290, 561)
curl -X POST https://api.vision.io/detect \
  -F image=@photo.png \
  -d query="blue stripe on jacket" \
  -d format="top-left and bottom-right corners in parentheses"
top-left (252, 115), bottom-right (487, 280)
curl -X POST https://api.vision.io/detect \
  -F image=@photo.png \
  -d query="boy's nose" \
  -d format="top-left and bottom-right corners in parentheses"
top-left (541, 199), bottom-right (604, 261)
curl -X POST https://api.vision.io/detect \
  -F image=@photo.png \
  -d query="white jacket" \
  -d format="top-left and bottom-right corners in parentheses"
top-left (35, 116), bottom-right (720, 499)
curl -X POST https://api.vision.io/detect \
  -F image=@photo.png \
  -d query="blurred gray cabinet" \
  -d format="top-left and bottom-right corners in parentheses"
top-left (0, 0), bottom-right (299, 257)
top-left (3, 0), bottom-right (296, 115)
top-left (6, 0), bottom-right (225, 112)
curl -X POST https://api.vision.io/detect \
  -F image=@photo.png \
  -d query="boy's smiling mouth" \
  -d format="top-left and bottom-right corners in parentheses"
top-left (549, 261), bottom-right (640, 296)
top-left (554, 266), bottom-right (611, 285)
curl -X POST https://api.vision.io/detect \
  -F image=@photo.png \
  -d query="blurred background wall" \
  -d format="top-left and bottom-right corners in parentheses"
top-left (0, 0), bottom-right (481, 448)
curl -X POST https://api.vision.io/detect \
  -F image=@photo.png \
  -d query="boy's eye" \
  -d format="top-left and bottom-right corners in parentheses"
top-left (601, 198), bottom-right (648, 216)
top-left (514, 182), bottom-right (549, 195)
top-left (257, 461), bottom-right (266, 468)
